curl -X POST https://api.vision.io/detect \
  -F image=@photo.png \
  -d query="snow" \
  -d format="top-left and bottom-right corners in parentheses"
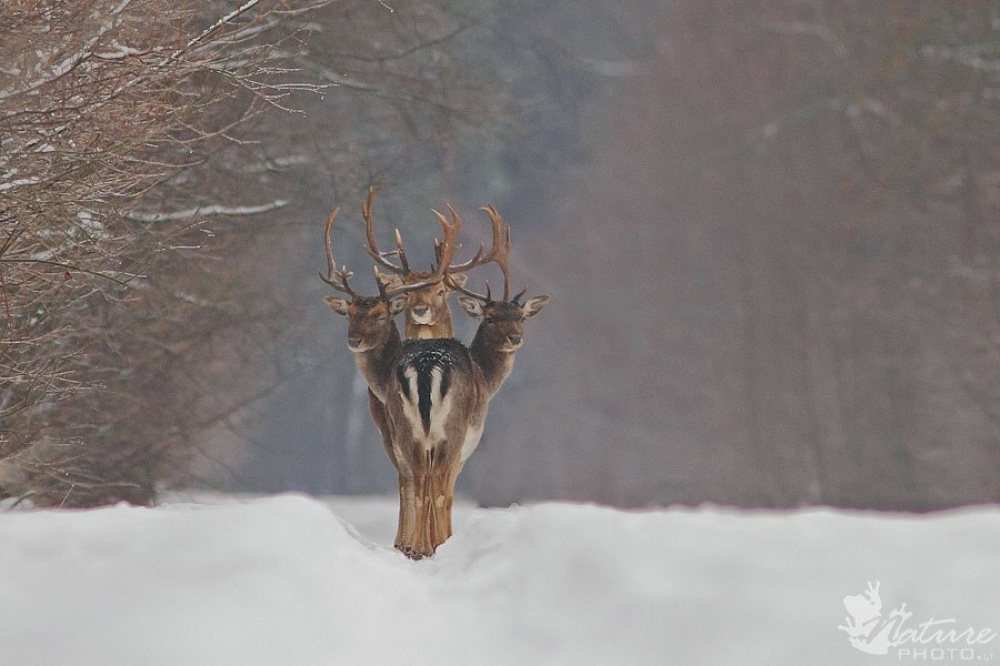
top-left (0, 177), bottom-right (40, 192)
top-left (0, 493), bottom-right (997, 666)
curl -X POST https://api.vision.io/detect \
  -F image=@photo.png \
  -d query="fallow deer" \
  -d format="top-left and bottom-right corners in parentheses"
top-left (387, 205), bottom-right (549, 557)
top-left (320, 204), bottom-right (460, 555)
top-left (354, 188), bottom-right (500, 508)
top-left (322, 199), bottom-right (549, 559)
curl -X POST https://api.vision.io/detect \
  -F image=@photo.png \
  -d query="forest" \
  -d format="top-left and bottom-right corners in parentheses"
top-left (2, 0), bottom-right (999, 511)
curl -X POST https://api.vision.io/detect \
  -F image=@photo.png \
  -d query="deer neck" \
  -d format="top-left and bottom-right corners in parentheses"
top-left (468, 326), bottom-right (516, 397)
top-left (405, 315), bottom-right (454, 340)
top-left (354, 323), bottom-right (403, 403)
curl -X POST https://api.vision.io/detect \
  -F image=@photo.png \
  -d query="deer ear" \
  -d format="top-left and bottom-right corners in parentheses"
top-left (388, 295), bottom-right (408, 316)
top-left (521, 295), bottom-right (550, 318)
top-left (457, 295), bottom-right (483, 318)
top-left (447, 273), bottom-right (468, 288)
top-left (376, 271), bottom-right (403, 289)
top-left (325, 296), bottom-right (351, 316)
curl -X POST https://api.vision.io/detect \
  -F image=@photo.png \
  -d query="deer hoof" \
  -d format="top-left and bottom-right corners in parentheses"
top-left (396, 544), bottom-right (426, 561)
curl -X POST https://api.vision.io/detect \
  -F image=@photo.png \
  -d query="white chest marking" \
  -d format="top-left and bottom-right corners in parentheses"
top-left (425, 367), bottom-right (453, 450)
top-left (398, 366), bottom-right (453, 451)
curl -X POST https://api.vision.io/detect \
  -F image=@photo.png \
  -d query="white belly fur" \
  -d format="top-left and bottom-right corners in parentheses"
top-left (460, 421), bottom-right (484, 462)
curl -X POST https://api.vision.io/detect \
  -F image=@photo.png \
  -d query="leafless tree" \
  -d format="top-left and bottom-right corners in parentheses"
top-left (0, 0), bottom-right (332, 505)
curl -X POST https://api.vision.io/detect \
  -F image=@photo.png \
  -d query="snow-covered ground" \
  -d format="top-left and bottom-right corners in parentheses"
top-left (1, 493), bottom-right (997, 666)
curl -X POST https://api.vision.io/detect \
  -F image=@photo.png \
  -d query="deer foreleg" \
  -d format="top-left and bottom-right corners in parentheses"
top-left (406, 449), bottom-right (437, 559)
top-left (395, 472), bottom-right (417, 555)
top-left (428, 466), bottom-right (449, 547)
top-left (427, 450), bottom-right (463, 551)
top-left (427, 446), bottom-right (463, 553)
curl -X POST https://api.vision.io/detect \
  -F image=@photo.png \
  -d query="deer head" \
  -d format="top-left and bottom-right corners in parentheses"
top-left (376, 274), bottom-right (467, 333)
top-left (325, 291), bottom-right (406, 353)
top-left (448, 205), bottom-right (550, 352)
top-left (456, 293), bottom-right (550, 352)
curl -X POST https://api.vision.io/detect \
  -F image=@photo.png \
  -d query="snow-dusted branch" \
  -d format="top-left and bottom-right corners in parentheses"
top-left (186, 0), bottom-right (266, 49)
top-left (124, 199), bottom-right (289, 223)
top-left (0, 0), bottom-right (134, 102)
top-left (921, 44), bottom-right (1000, 74)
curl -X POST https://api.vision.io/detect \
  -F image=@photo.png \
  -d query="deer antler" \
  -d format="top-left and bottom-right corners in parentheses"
top-left (322, 192), bottom-right (468, 301)
top-left (429, 204), bottom-right (477, 274)
top-left (435, 202), bottom-right (511, 278)
top-left (445, 204), bottom-right (524, 302)
top-left (478, 205), bottom-right (515, 301)
top-left (319, 207), bottom-right (358, 298)
top-left (377, 203), bottom-right (461, 299)
top-left (363, 186), bottom-right (413, 275)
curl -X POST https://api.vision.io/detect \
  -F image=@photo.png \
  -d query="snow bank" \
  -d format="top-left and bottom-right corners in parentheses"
top-left (0, 494), bottom-right (997, 666)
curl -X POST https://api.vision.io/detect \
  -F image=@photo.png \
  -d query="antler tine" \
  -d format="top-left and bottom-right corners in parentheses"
top-left (321, 207), bottom-right (338, 282)
top-left (373, 265), bottom-right (391, 298)
top-left (430, 204), bottom-right (461, 269)
top-left (363, 186), bottom-right (408, 275)
top-left (393, 228), bottom-right (411, 273)
top-left (318, 207), bottom-right (358, 297)
top-left (500, 222), bottom-right (513, 301)
top-left (440, 240), bottom-right (484, 273)
top-left (445, 273), bottom-right (491, 304)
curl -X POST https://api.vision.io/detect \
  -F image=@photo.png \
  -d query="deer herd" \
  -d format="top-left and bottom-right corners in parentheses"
top-left (321, 188), bottom-right (549, 559)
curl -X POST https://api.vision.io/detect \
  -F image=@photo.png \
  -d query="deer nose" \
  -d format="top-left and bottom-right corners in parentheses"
top-left (507, 333), bottom-right (522, 346)
top-left (412, 305), bottom-right (429, 316)
top-left (347, 336), bottom-right (362, 349)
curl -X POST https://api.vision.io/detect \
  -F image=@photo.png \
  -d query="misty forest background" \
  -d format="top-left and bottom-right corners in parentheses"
top-left (3, 1), bottom-right (1000, 511)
